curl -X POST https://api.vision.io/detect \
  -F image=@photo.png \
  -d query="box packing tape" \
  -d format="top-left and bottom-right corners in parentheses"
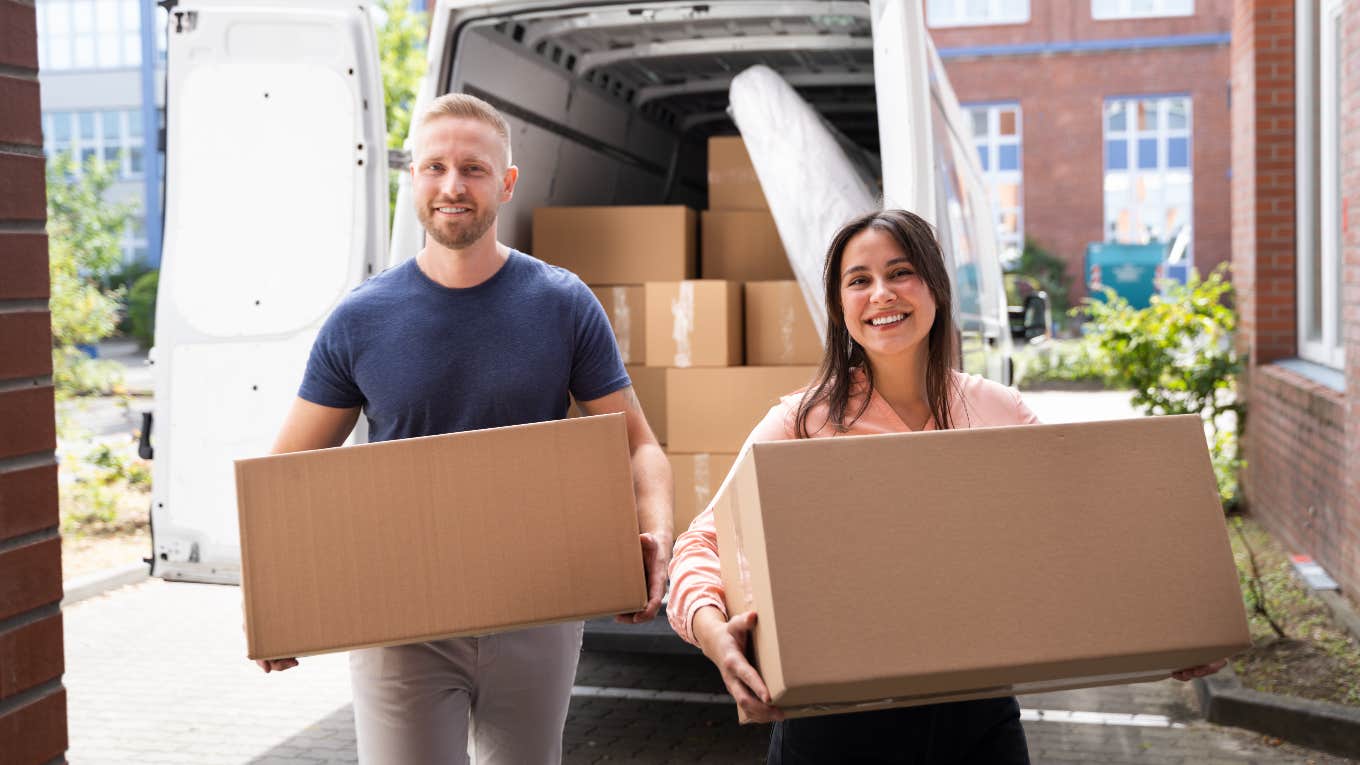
top-left (670, 281), bottom-right (695, 367)
top-left (610, 286), bottom-right (634, 364)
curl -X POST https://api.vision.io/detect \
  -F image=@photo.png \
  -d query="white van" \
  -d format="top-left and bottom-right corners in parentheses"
top-left (148, 1), bottom-right (1043, 624)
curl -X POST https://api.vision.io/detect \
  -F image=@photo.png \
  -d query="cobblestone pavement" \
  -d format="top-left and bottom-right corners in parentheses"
top-left (64, 579), bottom-right (1354, 764)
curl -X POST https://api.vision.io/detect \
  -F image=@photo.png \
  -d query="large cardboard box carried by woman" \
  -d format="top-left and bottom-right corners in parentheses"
top-left (711, 415), bottom-right (1251, 722)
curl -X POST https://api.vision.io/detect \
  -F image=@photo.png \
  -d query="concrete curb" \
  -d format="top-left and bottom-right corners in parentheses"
top-left (1194, 667), bottom-right (1360, 760)
top-left (62, 561), bottom-right (151, 607)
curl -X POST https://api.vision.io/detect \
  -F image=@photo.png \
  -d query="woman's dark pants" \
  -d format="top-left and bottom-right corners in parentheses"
top-left (767, 696), bottom-right (1030, 765)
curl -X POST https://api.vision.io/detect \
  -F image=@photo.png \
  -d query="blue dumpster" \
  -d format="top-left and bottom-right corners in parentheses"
top-left (1084, 242), bottom-right (1166, 309)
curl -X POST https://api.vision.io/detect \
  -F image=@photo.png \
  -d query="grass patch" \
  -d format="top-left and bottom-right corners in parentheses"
top-left (1229, 516), bottom-right (1360, 707)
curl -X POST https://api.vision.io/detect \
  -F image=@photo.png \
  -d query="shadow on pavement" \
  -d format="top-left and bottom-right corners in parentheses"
top-left (248, 704), bottom-right (357, 765)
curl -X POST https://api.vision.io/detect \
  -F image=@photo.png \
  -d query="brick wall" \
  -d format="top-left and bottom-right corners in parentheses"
top-left (927, 0), bottom-right (1234, 49)
top-left (1343, 0), bottom-right (1360, 598)
top-left (0, 1), bottom-right (68, 762)
top-left (943, 43), bottom-right (1230, 302)
top-left (1233, 0), bottom-right (1360, 597)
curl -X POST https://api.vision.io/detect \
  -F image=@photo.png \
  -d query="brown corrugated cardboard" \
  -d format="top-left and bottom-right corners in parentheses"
top-left (669, 452), bottom-right (738, 532)
top-left (701, 210), bottom-right (794, 281)
top-left (629, 365), bottom-right (668, 445)
top-left (665, 367), bottom-right (817, 453)
top-left (708, 136), bottom-right (768, 211)
top-left (745, 281), bottom-right (823, 366)
top-left (645, 281), bottom-right (743, 368)
top-left (712, 415), bottom-right (1252, 722)
top-left (236, 414), bottom-right (646, 661)
top-left (533, 206), bottom-right (696, 284)
top-left (590, 286), bottom-right (646, 365)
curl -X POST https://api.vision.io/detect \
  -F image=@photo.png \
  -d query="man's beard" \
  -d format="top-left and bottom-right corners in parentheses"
top-left (419, 202), bottom-right (497, 250)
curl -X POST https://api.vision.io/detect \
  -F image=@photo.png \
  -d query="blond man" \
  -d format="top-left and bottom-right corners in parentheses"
top-left (258, 93), bottom-right (672, 763)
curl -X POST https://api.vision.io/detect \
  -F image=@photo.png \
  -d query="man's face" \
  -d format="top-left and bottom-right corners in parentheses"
top-left (411, 116), bottom-right (517, 251)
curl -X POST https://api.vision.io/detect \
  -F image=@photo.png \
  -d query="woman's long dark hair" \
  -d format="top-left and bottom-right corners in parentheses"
top-left (794, 209), bottom-right (959, 438)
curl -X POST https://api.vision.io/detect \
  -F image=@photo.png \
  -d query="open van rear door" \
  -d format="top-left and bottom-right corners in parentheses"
top-left (151, 0), bottom-right (386, 582)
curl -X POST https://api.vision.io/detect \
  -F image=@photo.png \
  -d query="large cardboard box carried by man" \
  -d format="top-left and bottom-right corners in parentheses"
top-left (236, 414), bottom-right (647, 661)
top-left (712, 415), bottom-right (1250, 722)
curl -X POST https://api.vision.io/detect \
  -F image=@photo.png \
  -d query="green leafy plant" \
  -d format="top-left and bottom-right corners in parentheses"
top-left (1013, 335), bottom-right (1114, 389)
top-left (47, 152), bottom-right (134, 398)
top-left (126, 270), bottom-right (159, 349)
top-left (1081, 264), bottom-right (1244, 509)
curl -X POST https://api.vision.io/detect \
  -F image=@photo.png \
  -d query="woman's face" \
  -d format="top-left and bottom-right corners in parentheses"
top-left (838, 228), bottom-right (938, 366)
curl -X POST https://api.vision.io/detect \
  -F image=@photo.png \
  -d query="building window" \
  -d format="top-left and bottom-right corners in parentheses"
top-left (42, 109), bottom-right (146, 181)
top-left (38, 0), bottom-right (148, 70)
top-left (1102, 96), bottom-right (1192, 254)
top-left (926, 0), bottom-right (1029, 28)
top-left (964, 103), bottom-right (1023, 263)
top-left (1092, 0), bottom-right (1194, 20)
top-left (1296, 0), bottom-right (1344, 369)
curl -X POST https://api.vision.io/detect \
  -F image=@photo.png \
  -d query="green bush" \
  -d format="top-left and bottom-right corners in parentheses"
top-left (126, 270), bottom-right (159, 349)
top-left (1013, 335), bottom-right (1114, 389)
top-left (1081, 264), bottom-right (1243, 509)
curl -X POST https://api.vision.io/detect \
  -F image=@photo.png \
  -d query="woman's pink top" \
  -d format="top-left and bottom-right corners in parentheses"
top-left (666, 369), bottom-right (1040, 646)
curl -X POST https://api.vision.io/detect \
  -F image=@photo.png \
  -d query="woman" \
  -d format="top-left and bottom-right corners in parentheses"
top-left (667, 210), bottom-right (1223, 764)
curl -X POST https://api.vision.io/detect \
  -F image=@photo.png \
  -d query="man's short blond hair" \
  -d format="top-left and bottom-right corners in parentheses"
top-left (413, 92), bottom-right (513, 167)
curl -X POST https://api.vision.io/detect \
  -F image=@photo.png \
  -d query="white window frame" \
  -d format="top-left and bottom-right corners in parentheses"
top-left (926, 0), bottom-right (1030, 28)
top-left (42, 109), bottom-right (144, 181)
top-left (1296, 0), bottom-right (1344, 369)
top-left (964, 102), bottom-right (1024, 263)
top-left (1092, 0), bottom-right (1194, 20)
top-left (37, 0), bottom-right (144, 71)
top-left (1102, 95), bottom-right (1194, 250)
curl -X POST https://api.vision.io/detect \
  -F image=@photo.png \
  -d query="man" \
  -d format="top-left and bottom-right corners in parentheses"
top-left (255, 92), bottom-right (673, 764)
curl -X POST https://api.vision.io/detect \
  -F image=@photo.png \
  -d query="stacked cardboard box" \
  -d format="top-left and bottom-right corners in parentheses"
top-left (534, 136), bottom-right (824, 533)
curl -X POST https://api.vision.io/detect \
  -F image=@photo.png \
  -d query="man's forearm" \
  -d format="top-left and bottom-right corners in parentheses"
top-left (630, 441), bottom-right (673, 549)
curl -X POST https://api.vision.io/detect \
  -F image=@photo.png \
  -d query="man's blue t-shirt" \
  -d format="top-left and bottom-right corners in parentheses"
top-left (298, 250), bottom-right (630, 443)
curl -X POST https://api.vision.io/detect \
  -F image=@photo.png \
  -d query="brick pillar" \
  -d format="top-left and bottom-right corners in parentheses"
top-left (0, 2), bottom-right (69, 762)
top-left (1231, 0), bottom-right (1297, 514)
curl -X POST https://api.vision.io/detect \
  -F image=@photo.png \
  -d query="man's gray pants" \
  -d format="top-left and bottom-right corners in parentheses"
top-left (348, 621), bottom-right (584, 763)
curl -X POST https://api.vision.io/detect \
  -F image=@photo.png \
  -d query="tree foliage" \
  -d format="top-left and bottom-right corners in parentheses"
top-left (47, 153), bottom-right (134, 397)
top-left (377, 0), bottom-right (428, 153)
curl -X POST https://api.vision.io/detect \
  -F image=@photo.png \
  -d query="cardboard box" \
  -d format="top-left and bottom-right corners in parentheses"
top-left (701, 210), bottom-right (794, 281)
top-left (708, 136), bottom-right (768, 211)
top-left (669, 452), bottom-right (738, 532)
top-left (533, 206), bottom-right (697, 284)
top-left (236, 414), bottom-right (646, 660)
top-left (629, 365), bottom-right (668, 445)
top-left (712, 415), bottom-right (1252, 721)
top-left (569, 365), bottom-right (668, 445)
top-left (645, 281), bottom-right (743, 368)
top-left (665, 366), bottom-right (817, 453)
top-left (590, 286), bottom-right (645, 365)
top-left (745, 281), bottom-right (823, 366)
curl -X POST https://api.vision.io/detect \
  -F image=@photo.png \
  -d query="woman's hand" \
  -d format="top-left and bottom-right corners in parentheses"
top-left (693, 606), bottom-right (784, 723)
top-left (1171, 659), bottom-right (1227, 681)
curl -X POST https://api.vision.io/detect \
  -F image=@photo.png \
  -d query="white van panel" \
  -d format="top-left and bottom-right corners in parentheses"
top-left (158, 338), bottom-right (314, 566)
top-left (870, 0), bottom-right (935, 220)
top-left (154, 1), bottom-right (386, 582)
top-left (170, 62), bottom-right (357, 337)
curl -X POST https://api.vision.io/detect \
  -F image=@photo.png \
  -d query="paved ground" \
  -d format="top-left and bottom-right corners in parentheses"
top-left (64, 578), bottom-right (1353, 764)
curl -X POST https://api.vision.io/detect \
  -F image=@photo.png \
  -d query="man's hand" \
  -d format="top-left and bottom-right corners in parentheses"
top-left (617, 532), bottom-right (667, 624)
top-left (256, 658), bottom-right (299, 673)
top-left (694, 607), bottom-right (783, 723)
top-left (1171, 659), bottom-right (1227, 681)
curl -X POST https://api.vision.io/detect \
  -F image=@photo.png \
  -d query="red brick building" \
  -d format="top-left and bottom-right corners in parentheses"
top-left (0, 1), bottom-right (68, 761)
top-left (927, 0), bottom-right (1233, 303)
top-left (1232, 0), bottom-right (1360, 597)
